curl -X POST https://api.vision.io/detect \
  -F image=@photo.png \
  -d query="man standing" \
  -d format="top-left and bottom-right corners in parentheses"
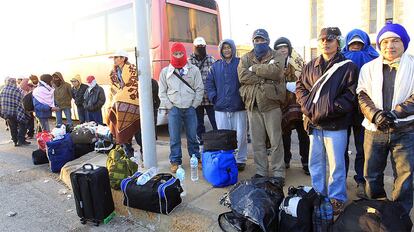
top-left (70, 74), bottom-right (88, 124)
top-left (188, 37), bottom-right (217, 144)
top-left (274, 37), bottom-right (310, 175)
top-left (106, 50), bottom-right (140, 157)
top-left (238, 29), bottom-right (286, 181)
top-left (206, 39), bottom-right (247, 171)
top-left (53, 72), bottom-right (73, 127)
top-left (296, 27), bottom-right (358, 215)
top-left (159, 42), bottom-right (204, 173)
top-left (0, 77), bottom-right (31, 146)
top-left (83, 76), bottom-right (106, 125)
top-left (357, 23), bottom-right (414, 214)
top-left (342, 29), bottom-right (379, 197)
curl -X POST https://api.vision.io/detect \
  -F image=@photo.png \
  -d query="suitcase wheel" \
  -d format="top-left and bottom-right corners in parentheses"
top-left (80, 218), bottom-right (86, 224)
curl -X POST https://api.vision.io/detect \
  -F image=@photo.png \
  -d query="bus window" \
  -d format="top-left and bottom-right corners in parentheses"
top-left (167, 4), bottom-right (192, 43)
top-left (73, 16), bottom-right (106, 56)
top-left (107, 5), bottom-right (135, 51)
top-left (194, 10), bottom-right (219, 45)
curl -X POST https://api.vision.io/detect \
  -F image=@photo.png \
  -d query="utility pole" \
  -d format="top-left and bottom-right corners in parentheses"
top-left (228, 0), bottom-right (232, 38)
top-left (133, 0), bottom-right (157, 168)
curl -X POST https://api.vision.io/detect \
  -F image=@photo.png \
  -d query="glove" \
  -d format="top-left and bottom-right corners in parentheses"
top-left (248, 66), bottom-right (253, 72)
top-left (373, 110), bottom-right (394, 131)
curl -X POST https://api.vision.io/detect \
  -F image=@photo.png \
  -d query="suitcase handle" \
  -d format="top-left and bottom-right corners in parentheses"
top-left (82, 163), bottom-right (94, 170)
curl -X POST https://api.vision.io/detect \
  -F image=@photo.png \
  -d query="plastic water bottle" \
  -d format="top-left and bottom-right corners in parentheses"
top-left (190, 154), bottom-right (199, 182)
top-left (176, 165), bottom-right (186, 197)
top-left (136, 167), bottom-right (157, 185)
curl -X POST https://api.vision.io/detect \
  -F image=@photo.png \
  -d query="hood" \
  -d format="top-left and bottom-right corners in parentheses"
top-left (273, 37), bottom-right (292, 56)
top-left (52, 72), bottom-right (65, 82)
top-left (219, 39), bottom-right (237, 60)
top-left (342, 29), bottom-right (374, 52)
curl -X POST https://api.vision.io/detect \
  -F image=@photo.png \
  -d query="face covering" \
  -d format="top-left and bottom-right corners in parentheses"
top-left (171, 43), bottom-right (188, 69)
top-left (195, 46), bottom-right (207, 60)
top-left (254, 43), bottom-right (270, 59)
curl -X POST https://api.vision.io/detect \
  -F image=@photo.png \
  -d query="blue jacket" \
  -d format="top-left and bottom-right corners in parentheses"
top-left (33, 97), bottom-right (52, 119)
top-left (206, 39), bottom-right (245, 112)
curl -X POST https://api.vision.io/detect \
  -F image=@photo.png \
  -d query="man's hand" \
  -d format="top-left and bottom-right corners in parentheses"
top-left (374, 110), bottom-right (395, 131)
top-left (248, 66), bottom-right (253, 72)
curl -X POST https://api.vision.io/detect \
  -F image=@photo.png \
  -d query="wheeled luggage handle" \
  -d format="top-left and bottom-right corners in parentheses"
top-left (82, 163), bottom-right (94, 170)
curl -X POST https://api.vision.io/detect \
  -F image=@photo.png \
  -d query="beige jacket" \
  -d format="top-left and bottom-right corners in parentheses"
top-left (159, 63), bottom-right (204, 109)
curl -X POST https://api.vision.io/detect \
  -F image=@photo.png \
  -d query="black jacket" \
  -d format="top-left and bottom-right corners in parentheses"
top-left (296, 53), bottom-right (359, 131)
top-left (83, 84), bottom-right (106, 112)
top-left (72, 84), bottom-right (88, 107)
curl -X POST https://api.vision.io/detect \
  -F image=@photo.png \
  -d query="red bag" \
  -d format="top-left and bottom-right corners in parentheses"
top-left (36, 131), bottom-right (53, 152)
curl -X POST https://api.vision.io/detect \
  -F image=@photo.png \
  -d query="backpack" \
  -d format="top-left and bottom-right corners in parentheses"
top-left (202, 150), bottom-right (238, 187)
top-left (106, 145), bottom-right (138, 190)
top-left (312, 194), bottom-right (334, 232)
top-left (333, 199), bottom-right (412, 232)
top-left (279, 186), bottom-right (317, 232)
top-left (22, 92), bottom-right (34, 112)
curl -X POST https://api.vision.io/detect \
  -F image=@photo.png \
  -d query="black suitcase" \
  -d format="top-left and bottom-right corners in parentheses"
top-left (74, 143), bottom-right (95, 159)
top-left (70, 164), bottom-right (115, 226)
top-left (32, 149), bottom-right (49, 165)
top-left (203, 129), bottom-right (237, 151)
top-left (121, 173), bottom-right (183, 214)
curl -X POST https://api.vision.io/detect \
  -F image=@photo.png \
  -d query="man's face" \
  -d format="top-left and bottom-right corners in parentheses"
top-left (319, 38), bottom-right (339, 57)
top-left (113, 56), bottom-right (126, 66)
top-left (70, 80), bottom-right (79, 88)
top-left (53, 76), bottom-right (61, 86)
top-left (17, 78), bottom-right (23, 85)
top-left (222, 43), bottom-right (232, 59)
top-left (253, 37), bottom-right (267, 44)
top-left (276, 45), bottom-right (289, 58)
top-left (348, 42), bottom-right (364, 51)
top-left (172, 51), bottom-right (184, 58)
top-left (380, 37), bottom-right (404, 61)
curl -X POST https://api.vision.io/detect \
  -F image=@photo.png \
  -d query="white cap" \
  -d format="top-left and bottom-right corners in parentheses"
top-left (108, 50), bottom-right (129, 58)
top-left (193, 37), bottom-right (206, 46)
top-left (348, 36), bottom-right (364, 45)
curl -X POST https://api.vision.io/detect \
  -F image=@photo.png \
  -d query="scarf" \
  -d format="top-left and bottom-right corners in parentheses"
top-left (342, 29), bottom-right (379, 69)
top-left (254, 43), bottom-right (270, 60)
top-left (357, 53), bottom-right (414, 131)
top-left (32, 80), bottom-right (55, 107)
top-left (87, 79), bottom-right (97, 92)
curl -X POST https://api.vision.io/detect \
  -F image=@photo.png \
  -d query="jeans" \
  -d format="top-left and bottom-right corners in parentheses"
top-left (215, 111), bottom-right (248, 164)
top-left (344, 124), bottom-right (365, 184)
top-left (86, 110), bottom-right (103, 125)
top-left (364, 130), bottom-right (414, 214)
top-left (196, 105), bottom-right (217, 141)
top-left (5, 116), bottom-right (27, 144)
top-left (283, 120), bottom-right (309, 167)
top-left (248, 107), bottom-right (284, 178)
top-left (77, 106), bottom-right (86, 124)
top-left (309, 129), bottom-right (347, 202)
top-left (56, 108), bottom-right (72, 126)
top-left (168, 106), bottom-right (200, 164)
top-left (38, 118), bottom-right (50, 132)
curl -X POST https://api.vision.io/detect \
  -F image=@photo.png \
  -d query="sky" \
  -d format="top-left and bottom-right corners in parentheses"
top-left (0, 0), bottom-right (401, 81)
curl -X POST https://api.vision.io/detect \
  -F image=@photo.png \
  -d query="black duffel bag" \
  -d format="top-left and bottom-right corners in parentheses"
top-left (203, 129), bottom-right (237, 151)
top-left (74, 143), bottom-right (95, 159)
top-left (333, 199), bottom-right (413, 232)
top-left (32, 149), bottom-right (49, 165)
top-left (121, 172), bottom-right (183, 215)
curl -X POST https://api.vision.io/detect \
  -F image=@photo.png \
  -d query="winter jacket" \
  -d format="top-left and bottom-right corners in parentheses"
top-left (53, 72), bottom-right (72, 109)
top-left (296, 53), bottom-right (359, 131)
top-left (206, 39), bottom-right (244, 112)
top-left (237, 49), bottom-right (286, 112)
top-left (159, 63), bottom-right (204, 109)
top-left (33, 97), bottom-right (52, 119)
top-left (83, 84), bottom-right (106, 112)
top-left (72, 83), bottom-right (88, 107)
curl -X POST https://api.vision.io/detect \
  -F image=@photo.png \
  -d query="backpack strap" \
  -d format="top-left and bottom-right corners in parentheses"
top-left (173, 71), bottom-right (196, 92)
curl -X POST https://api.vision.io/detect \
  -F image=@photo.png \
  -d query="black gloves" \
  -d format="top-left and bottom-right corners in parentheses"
top-left (373, 110), bottom-right (396, 131)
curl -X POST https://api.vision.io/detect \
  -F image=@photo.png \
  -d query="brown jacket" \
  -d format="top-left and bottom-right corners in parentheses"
top-left (237, 50), bottom-right (286, 112)
top-left (53, 72), bottom-right (72, 109)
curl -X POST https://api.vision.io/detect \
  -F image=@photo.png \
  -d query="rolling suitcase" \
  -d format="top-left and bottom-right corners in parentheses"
top-left (70, 164), bottom-right (115, 226)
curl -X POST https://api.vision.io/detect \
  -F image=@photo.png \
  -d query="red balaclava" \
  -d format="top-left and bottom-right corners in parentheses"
top-left (170, 42), bottom-right (187, 68)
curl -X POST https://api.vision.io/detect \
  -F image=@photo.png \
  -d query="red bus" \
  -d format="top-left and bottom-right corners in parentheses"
top-left (60, 0), bottom-right (222, 124)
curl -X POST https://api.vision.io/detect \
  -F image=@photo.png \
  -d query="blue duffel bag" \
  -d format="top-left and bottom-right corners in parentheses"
top-left (202, 150), bottom-right (238, 187)
top-left (46, 133), bottom-right (75, 173)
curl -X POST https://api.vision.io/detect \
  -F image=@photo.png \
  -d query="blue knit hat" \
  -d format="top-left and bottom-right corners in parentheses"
top-left (376, 23), bottom-right (410, 51)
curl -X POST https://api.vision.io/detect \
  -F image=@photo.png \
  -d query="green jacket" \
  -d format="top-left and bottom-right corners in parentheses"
top-left (238, 49), bottom-right (286, 112)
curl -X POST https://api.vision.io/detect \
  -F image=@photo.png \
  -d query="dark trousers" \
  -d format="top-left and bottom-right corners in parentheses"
top-left (283, 120), bottom-right (309, 167)
top-left (6, 116), bottom-right (27, 144)
top-left (77, 106), bottom-right (86, 124)
top-left (344, 124), bottom-right (365, 184)
top-left (86, 111), bottom-right (103, 125)
top-left (196, 105), bottom-right (217, 141)
top-left (135, 113), bottom-right (158, 154)
top-left (27, 113), bottom-right (35, 137)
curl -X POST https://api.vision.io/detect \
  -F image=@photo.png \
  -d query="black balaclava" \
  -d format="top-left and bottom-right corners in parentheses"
top-left (194, 46), bottom-right (207, 61)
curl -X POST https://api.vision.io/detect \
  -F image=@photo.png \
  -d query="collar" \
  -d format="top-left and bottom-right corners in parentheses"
top-left (167, 63), bottom-right (189, 78)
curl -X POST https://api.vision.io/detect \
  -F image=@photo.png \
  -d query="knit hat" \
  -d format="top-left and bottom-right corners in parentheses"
top-left (252, 29), bottom-right (270, 42)
top-left (274, 37), bottom-right (292, 56)
top-left (86, 75), bottom-right (95, 84)
top-left (376, 23), bottom-right (410, 51)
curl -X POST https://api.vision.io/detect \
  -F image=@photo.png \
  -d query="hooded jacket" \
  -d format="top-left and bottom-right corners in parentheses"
top-left (206, 39), bottom-right (244, 112)
top-left (53, 72), bottom-right (72, 109)
top-left (341, 29), bottom-right (379, 69)
top-left (71, 75), bottom-right (88, 107)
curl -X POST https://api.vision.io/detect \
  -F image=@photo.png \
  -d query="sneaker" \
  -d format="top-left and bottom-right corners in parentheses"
top-left (252, 174), bottom-right (264, 179)
top-left (170, 163), bottom-right (179, 173)
top-left (356, 183), bottom-right (367, 199)
top-left (14, 142), bottom-right (20, 147)
top-left (237, 163), bottom-right (246, 171)
top-left (285, 162), bottom-right (290, 169)
top-left (303, 166), bottom-right (310, 175)
top-left (330, 199), bottom-right (344, 216)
